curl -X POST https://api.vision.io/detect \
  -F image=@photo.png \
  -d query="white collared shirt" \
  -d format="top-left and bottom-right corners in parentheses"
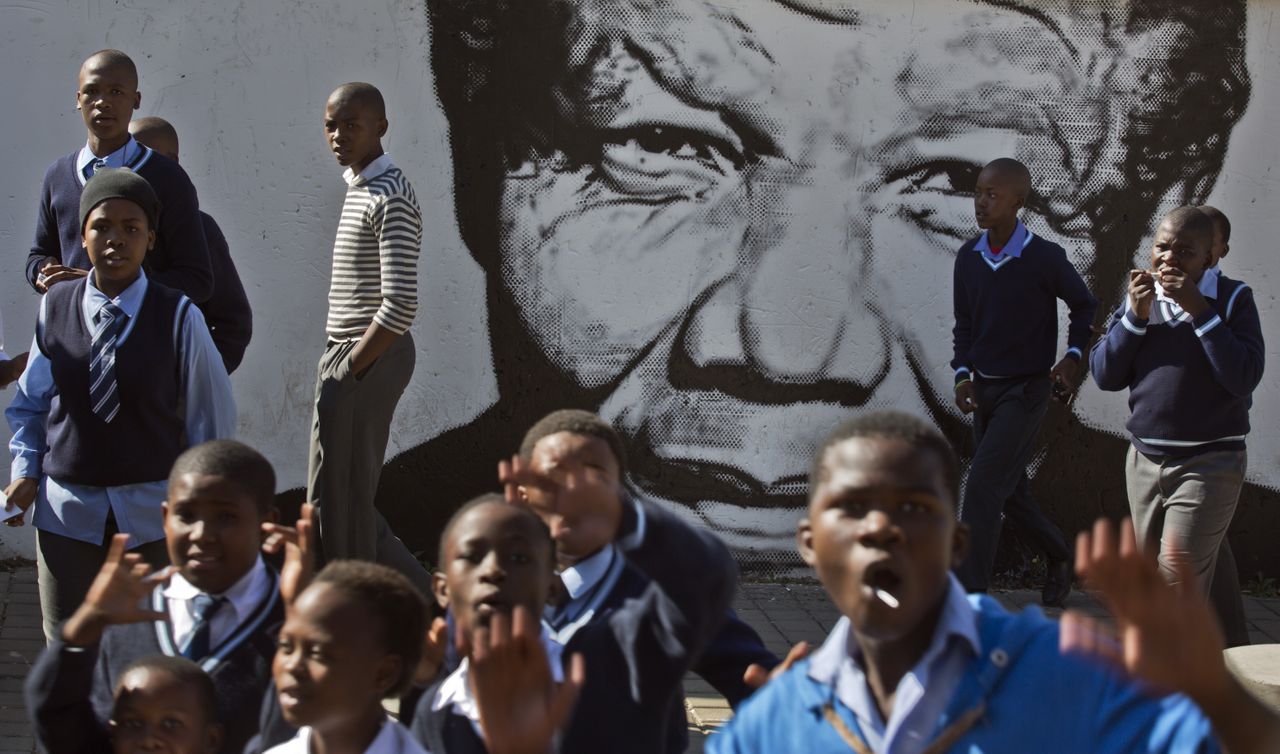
top-left (264, 717), bottom-right (430, 754)
top-left (163, 556), bottom-right (270, 651)
top-left (431, 626), bottom-right (565, 737)
top-left (342, 153), bottom-right (395, 186)
top-left (807, 575), bottom-right (981, 754)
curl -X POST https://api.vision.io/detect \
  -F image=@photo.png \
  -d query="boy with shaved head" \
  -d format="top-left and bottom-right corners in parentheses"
top-left (25, 49), bottom-right (212, 302)
top-left (308, 82), bottom-right (427, 590)
top-left (1092, 206), bottom-right (1264, 602)
top-left (952, 158), bottom-right (1097, 601)
top-left (130, 116), bottom-right (253, 373)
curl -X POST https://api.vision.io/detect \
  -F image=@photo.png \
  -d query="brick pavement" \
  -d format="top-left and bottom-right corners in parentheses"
top-left (4, 564), bottom-right (1280, 754)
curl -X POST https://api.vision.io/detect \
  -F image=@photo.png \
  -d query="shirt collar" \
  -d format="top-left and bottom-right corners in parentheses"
top-left (974, 220), bottom-right (1031, 259)
top-left (808, 574), bottom-right (980, 706)
top-left (163, 556), bottom-right (270, 619)
top-left (431, 626), bottom-right (565, 725)
top-left (1155, 265), bottom-right (1220, 303)
top-left (559, 543), bottom-right (617, 600)
top-left (77, 136), bottom-right (143, 175)
top-left (296, 716), bottom-right (418, 754)
top-left (82, 269), bottom-right (148, 326)
top-left (343, 153), bottom-right (395, 186)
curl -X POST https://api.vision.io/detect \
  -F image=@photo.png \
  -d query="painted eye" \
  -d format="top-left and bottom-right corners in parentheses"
top-left (890, 160), bottom-right (981, 197)
top-left (598, 124), bottom-right (747, 172)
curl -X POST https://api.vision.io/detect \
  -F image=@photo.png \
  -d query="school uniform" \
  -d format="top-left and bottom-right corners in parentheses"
top-left (198, 211), bottom-right (254, 373)
top-left (617, 495), bottom-right (778, 707)
top-left (308, 153), bottom-right (427, 591)
top-left (411, 628), bottom-right (564, 754)
top-left (547, 526), bottom-right (736, 754)
top-left (951, 220), bottom-right (1097, 591)
top-left (24, 559), bottom-right (283, 754)
top-left (264, 717), bottom-right (429, 754)
top-left (6, 271), bottom-right (236, 642)
top-left (1090, 267), bottom-right (1264, 593)
top-left (710, 576), bottom-right (1218, 754)
top-left (25, 136), bottom-right (213, 301)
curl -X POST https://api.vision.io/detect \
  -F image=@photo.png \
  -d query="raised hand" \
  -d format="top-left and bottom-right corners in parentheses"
top-left (1064, 518), bottom-right (1280, 754)
top-left (471, 605), bottom-right (584, 754)
top-left (62, 533), bottom-right (173, 645)
top-left (1156, 266), bottom-right (1209, 317)
top-left (498, 454), bottom-right (556, 506)
top-left (262, 502), bottom-right (315, 607)
top-left (743, 640), bottom-right (810, 691)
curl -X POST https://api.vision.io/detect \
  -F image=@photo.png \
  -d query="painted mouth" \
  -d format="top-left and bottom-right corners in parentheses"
top-left (629, 454), bottom-right (807, 513)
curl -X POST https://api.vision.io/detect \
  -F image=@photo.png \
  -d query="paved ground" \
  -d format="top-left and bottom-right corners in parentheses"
top-left (4, 564), bottom-right (1280, 754)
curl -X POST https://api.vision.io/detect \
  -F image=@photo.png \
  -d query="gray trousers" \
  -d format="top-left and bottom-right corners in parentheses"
top-left (956, 376), bottom-right (1070, 591)
top-left (1126, 445), bottom-right (1246, 597)
top-left (307, 335), bottom-right (430, 595)
top-left (37, 523), bottom-right (168, 644)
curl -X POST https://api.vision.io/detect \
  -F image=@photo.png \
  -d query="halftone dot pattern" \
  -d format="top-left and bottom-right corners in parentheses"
top-left (423, 0), bottom-right (1251, 575)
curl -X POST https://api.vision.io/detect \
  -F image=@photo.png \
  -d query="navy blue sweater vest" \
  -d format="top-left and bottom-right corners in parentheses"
top-left (26, 147), bottom-right (213, 301)
top-left (37, 277), bottom-right (188, 486)
top-left (951, 234), bottom-right (1097, 377)
top-left (1091, 275), bottom-right (1265, 456)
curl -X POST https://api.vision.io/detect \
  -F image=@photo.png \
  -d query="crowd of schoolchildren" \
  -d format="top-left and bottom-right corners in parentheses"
top-left (3, 48), bottom-right (1277, 753)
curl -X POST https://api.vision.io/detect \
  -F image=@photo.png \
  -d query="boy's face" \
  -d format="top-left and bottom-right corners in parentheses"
top-left (273, 583), bottom-right (400, 730)
top-left (433, 503), bottom-right (555, 648)
top-left (164, 473), bottom-right (272, 596)
top-left (519, 432), bottom-right (624, 566)
top-left (322, 97), bottom-right (387, 175)
top-left (82, 199), bottom-right (153, 289)
top-left (1150, 219), bottom-right (1213, 284)
top-left (798, 435), bottom-right (964, 643)
top-left (77, 60), bottom-right (140, 144)
top-left (109, 668), bottom-right (221, 754)
top-left (972, 166), bottom-right (1024, 233)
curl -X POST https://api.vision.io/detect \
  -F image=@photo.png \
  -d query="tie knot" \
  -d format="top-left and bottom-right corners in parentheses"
top-left (99, 302), bottom-right (126, 325)
top-left (191, 594), bottom-right (226, 622)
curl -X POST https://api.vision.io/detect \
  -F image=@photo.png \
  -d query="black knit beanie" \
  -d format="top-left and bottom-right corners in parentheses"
top-left (79, 168), bottom-right (161, 232)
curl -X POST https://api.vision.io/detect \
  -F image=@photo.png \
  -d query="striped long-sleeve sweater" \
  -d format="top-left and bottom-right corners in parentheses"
top-left (326, 155), bottom-right (422, 340)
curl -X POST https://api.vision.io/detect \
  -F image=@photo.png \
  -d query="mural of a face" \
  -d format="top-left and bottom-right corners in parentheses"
top-left (428, 0), bottom-right (1249, 562)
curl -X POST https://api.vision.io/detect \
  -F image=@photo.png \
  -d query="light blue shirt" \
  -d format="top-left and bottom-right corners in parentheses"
top-left (973, 219), bottom-right (1032, 263)
top-left (553, 543), bottom-right (618, 622)
top-left (76, 136), bottom-right (145, 183)
top-left (6, 271), bottom-right (237, 545)
top-left (806, 574), bottom-right (980, 754)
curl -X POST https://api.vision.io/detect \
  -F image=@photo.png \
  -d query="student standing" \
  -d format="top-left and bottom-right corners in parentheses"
top-left (951, 158), bottom-right (1097, 602)
top-left (307, 82), bottom-right (427, 592)
top-left (25, 49), bottom-right (212, 302)
top-left (1091, 206), bottom-right (1264, 599)
top-left (4, 170), bottom-right (235, 643)
top-left (129, 117), bottom-right (253, 373)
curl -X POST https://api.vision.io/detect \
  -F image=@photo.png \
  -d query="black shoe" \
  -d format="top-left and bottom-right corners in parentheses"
top-left (1041, 559), bottom-right (1071, 608)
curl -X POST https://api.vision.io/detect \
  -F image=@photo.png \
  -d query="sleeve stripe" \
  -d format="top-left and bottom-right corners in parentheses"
top-left (1226, 285), bottom-right (1248, 320)
top-left (1195, 315), bottom-right (1223, 338)
top-left (1121, 314), bottom-right (1147, 336)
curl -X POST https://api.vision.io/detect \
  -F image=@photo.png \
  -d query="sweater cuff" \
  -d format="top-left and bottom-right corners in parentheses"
top-left (1121, 310), bottom-right (1148, 336)
top-left (954, 367), bottom-right (972, 387)
top-left (1193, 310), bottom-right (1223, 338)
top-left (1063, 347), bottom-right (1082, 361)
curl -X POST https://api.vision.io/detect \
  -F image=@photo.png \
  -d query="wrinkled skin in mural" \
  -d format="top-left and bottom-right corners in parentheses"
top-left (380, 0), bottom-right (1251, 566)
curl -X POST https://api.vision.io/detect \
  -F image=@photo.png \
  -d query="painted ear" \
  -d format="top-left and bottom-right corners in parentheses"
top-left (796, 518), bottom-right (817, 567)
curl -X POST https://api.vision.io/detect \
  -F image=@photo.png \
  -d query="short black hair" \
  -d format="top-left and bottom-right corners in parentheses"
top-left (809, 411), bottom-right (961, 506)
top-left (327, 82), bottom-right (386, 118)
top-left (438, 493), bottom-right (554, 564)
top-left (1159, 205), bottom-right (1215, 249)
top-left (116, 655), bottom-right (217, 720)
top-left (1199, 205), bottom-right (1231, 243)
top-left (981, 157), bottom-right (1032, 200)
top-left (82, 49), bottom-right (138, 85)
top-left (168, 440), bottom-right (276, 514)
top-left (130, 116), bottom-right (179, 157)
top-left (518, 409), bottom-right (627, 474)
top-left (313, 561), bottom-right (427, 695)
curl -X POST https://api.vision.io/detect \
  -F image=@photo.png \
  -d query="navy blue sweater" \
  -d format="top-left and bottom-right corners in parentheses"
top-left (952, 232), bottom-right (1097, 378)
top-left (1090, 274), bottom-right (1264, 456)
top-left (25, 575), bottom-right (283, 754)
top-left (199, 212), bottom-right (253, 373)
top-left (26, 147), bottom-right (213, 302)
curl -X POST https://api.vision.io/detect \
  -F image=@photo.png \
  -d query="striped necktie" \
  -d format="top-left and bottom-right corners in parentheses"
top-left (83, 157), bottom-right (108, 180)
top-left (182, 594), bottom-right (228, 660)
top-left (89, 302), bottom-right (127, 423)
